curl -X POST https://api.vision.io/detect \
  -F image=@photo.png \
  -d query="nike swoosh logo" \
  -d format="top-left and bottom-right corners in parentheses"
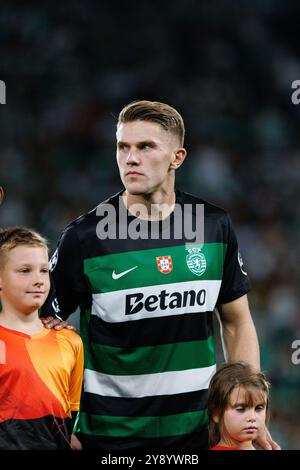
top-left (112, 266), bottom-right (138, 280)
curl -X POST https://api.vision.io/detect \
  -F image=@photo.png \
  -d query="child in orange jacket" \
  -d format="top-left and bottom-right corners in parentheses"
top-left (0, 226), bottom-right (83, 449)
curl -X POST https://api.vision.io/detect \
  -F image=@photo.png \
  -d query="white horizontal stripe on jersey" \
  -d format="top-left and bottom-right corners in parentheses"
top-left (84, 364), bottom-right (216, 398)
top-left (91, 279), bottom-right (221, 323)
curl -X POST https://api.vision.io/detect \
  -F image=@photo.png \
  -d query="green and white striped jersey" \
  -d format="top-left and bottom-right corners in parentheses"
top-left (42, 189), bottom-right (251, 450)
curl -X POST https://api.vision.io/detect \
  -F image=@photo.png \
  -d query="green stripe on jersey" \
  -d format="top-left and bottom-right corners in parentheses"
top-left (85, 336), bottom-right (215, 376)
top-left (84, 243), bottom-right (226, 294)
top-left (79, 409), bottom-right (208, 438)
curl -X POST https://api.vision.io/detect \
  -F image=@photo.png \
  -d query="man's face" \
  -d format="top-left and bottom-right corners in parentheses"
top-left (116, 120), bottom-right (183, 196)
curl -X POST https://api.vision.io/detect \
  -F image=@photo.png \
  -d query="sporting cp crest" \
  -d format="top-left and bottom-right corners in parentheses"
top-left (186, 247), bottom-right (206, 276)
top-left (156, 256), bottom-right (173, 274)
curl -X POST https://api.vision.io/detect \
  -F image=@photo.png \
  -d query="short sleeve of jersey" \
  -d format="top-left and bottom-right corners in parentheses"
top-left (41, 225), bottom-right (88, 320)
top-left (68, 332), bottom-right (84, 412)
top-left (217, 214), bottom-right (251, 304)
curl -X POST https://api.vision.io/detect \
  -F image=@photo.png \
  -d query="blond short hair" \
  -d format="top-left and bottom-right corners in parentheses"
top-left (117, 100), bottom-right (185, 146)
top-left (0, 226), bottom-right (48, 270)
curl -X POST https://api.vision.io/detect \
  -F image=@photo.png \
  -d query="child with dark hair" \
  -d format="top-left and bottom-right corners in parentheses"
top-left (208, 362), bottom-right (271, 450)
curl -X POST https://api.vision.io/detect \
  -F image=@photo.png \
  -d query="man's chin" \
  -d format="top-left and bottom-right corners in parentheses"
top-left (124, 185), bottom-right (147, 196)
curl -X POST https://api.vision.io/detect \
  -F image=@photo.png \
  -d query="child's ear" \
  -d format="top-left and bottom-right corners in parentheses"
top-left (212, 415), bottom-right (220, 424)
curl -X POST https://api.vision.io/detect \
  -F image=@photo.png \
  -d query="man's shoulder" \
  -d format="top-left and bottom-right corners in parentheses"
top-left (177, 190), bottom-right (229, 219)
top-left (62, 190), bottom-right (123, 237)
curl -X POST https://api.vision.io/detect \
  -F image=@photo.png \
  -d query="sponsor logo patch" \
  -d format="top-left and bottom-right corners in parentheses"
top-left (125, 288), bottom-right (207, 315)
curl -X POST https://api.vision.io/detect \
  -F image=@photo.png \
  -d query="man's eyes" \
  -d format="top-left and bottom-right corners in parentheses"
top-left (118, 143), bottom-right (154, 151)
top-left (118, 144), bottom-right (128, 151)
top-left (140, 143), bottom-right (156, 150)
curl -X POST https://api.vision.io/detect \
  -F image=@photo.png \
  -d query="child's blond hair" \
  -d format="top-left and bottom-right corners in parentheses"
top-left (0, 226), bottom-right (48, 270)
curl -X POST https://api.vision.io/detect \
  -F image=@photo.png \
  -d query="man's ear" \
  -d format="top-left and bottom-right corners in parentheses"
top-left (170, 148), bottom-right (187, 170)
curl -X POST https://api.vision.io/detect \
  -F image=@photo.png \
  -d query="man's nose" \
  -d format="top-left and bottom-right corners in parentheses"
top-left (126, 149), bottom-right (140, 164)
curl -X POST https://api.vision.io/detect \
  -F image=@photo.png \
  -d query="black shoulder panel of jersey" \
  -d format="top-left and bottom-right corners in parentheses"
top-left (63, 188), bottom-right (232, 260)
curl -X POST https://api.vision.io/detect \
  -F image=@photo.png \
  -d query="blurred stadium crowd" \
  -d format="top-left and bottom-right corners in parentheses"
top-left (0, 0), bottom-right (299, 449)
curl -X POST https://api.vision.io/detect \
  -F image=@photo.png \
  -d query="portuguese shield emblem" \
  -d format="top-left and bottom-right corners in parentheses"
top-left (156, 256), bottom-right (173, 274)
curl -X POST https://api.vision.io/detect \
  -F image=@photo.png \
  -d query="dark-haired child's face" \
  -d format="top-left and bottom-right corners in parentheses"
top-left (217, 385), bottom-right (267, 450)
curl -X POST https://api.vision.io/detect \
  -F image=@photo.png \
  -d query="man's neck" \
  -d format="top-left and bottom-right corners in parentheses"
top-left (122, 190), bottom-right (176, 221)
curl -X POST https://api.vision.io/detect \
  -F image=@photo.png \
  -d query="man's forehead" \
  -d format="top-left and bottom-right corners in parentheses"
top-left (116, 120), bottom-right (170, 143)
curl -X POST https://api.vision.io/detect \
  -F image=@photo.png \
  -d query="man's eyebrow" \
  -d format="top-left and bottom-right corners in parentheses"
top-left (117, 139), bottom-right (157, 146)
top-left (117, 140), bottom-right (130, 147)
top-left (137, 140), bottom-right (157, 146)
